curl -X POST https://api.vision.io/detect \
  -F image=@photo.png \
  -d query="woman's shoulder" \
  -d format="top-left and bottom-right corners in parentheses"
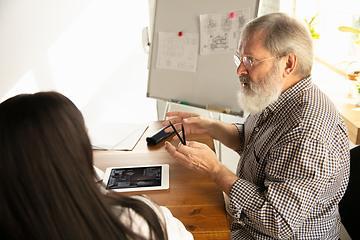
top-left (116, 195), bottom-right (194, 240)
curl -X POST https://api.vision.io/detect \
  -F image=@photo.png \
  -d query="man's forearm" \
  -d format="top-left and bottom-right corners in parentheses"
top-left (210, 163), bottom-right (239, 195)
top-left (209, 120), bottom-right (241, 151)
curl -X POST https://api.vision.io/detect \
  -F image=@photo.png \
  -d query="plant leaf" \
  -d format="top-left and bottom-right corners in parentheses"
top-left (340, 61), bottom-right (358, 66)
top-left (338, 26), bottom-right (360, 34)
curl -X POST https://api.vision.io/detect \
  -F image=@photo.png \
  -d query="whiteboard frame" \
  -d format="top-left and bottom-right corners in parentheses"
top-left (147, 0), bottom-right (260, 115)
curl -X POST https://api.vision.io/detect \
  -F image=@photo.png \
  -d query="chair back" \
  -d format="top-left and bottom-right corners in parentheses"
top-left (339, 145), bottom-right (360, 239)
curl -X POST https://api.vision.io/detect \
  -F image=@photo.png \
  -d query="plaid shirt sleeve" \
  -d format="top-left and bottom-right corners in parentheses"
top-left (229, 77), bottom-right (350, 240)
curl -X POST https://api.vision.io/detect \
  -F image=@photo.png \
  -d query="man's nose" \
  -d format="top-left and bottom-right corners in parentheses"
top-left (236, 61), bottom-right (248, 76)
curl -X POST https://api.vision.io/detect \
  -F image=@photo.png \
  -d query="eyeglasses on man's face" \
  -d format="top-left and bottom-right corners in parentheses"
top-left (233, 54), bottom-right (279, 70)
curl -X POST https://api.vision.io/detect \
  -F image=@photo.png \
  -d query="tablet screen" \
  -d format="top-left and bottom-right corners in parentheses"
top-left (105, 165), bottom-right (167, 190)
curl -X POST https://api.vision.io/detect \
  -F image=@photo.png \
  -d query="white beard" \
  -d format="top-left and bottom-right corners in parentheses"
top-left (237, 65), bottom-right (283, 115)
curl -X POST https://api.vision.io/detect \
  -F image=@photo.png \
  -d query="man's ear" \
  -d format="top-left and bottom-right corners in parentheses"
top-left (283, 53), bottom-right (297, 77)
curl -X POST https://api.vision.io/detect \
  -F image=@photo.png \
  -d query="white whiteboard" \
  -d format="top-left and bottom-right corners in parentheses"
top-left (147, 0), bottom-right (260, 115)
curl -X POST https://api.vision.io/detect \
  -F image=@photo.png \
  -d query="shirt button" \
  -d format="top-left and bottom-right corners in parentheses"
top-left (254, 127), bottom-right (259, 132)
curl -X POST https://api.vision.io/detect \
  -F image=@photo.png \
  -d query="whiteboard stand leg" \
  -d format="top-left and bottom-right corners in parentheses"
top-left (208, 111), bottom-right (222, 163)
top-left (163, 101), bottom-right (172, 121)
top-left (217, 113), bottom-right (224, 163)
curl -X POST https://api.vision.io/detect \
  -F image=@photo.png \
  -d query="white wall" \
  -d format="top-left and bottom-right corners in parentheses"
top-left (0, 0), bottom-right (157, 125)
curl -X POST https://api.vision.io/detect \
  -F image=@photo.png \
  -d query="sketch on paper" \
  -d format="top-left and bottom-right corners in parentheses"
top-left (156, 32), bottom-right (199, 72)
top-left (200, 8), bottom-right (250, 55)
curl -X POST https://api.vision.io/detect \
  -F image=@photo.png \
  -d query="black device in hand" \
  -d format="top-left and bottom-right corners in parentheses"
top-left (146, 125), bottom-right (174, 145)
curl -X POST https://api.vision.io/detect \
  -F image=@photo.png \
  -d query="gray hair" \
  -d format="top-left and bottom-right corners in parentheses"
top-left (239, 12), bottom-right (314, 78)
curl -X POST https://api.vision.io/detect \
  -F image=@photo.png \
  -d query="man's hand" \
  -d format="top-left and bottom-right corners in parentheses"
top-left (162, 110), bottom-right (241, 151)
top-left (165, 141), bottom-right (220, 175)
top-left (163, 111), bottom-right (218, 140)
top-left (164, 140), bottom-right (238, 195)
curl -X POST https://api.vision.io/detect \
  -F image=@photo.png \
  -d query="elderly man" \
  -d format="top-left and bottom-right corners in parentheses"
top-left (163, 12), bottom-right (350, 239)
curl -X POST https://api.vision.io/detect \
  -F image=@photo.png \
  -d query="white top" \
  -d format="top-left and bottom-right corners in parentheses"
top-left (116, 195), bottom-right (194, 240)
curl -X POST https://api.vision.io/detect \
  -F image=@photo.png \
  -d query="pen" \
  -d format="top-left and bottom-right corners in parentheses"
top-left (169, 120), bottom-right (186, 145)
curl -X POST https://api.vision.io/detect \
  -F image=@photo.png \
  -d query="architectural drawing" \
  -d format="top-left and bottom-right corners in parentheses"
top-left (156, 32), bottom-right (199, 72)
top-left (200, 8), bottom-right (250, 54)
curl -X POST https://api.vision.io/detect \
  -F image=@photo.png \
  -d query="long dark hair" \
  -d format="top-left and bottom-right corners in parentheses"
top-left (0, 92), bottom-right (167, 240)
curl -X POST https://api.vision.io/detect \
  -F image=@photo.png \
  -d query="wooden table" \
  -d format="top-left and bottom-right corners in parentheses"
top-left (313, 59), bottom-right (360, 145)
top-left (93, 121), bottom-right (231, 240)
top-left (330, 95), bottom-right (360, 145)
top-left (315, 81), bottom-right (360, 145)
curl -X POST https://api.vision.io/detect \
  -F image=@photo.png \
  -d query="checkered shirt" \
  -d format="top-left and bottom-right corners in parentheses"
top-left (229, 76), bottom-right (350, 239)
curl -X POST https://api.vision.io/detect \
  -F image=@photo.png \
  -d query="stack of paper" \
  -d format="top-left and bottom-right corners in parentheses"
top-left (88, 122), bottom-right (148, 151)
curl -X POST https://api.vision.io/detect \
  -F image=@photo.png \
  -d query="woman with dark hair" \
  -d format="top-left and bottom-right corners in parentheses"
top-left (0, 91), bottom-right (193, 240)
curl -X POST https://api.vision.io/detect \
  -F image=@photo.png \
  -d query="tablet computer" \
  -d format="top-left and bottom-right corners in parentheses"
top-left (103, 164), bottom-right (169, 192)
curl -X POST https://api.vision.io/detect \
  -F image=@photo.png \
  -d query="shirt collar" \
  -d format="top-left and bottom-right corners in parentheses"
top-left (264, 75), bottom-right (312, 115)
